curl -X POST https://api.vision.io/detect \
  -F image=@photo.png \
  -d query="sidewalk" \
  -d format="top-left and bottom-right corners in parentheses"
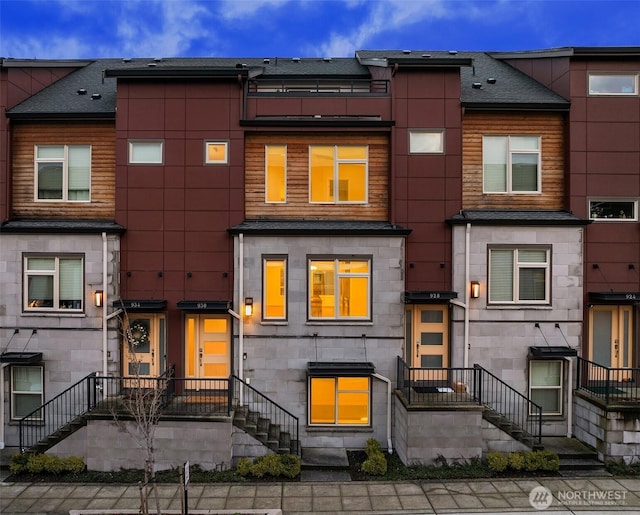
top-left (2, 476), bottom-right (640, 514)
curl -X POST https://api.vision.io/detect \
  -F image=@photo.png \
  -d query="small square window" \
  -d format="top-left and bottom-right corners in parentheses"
top-left (129, 141), bottom-right (163, 164)
top-left (205, 141), bottom-right (229, 164)
top-left (24, 255), bottom-right (84, 311)
top-left (309, 376), bottom-right (370, 426)
top-left (409, 130), bottom-right (444, 154)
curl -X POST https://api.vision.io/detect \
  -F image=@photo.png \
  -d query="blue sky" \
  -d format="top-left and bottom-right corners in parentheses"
top-left (1, 0), bottom-right (639, 59)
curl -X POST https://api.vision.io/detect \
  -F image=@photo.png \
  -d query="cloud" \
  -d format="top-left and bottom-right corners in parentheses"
top-left (218, 0), bottom-right (290, 20)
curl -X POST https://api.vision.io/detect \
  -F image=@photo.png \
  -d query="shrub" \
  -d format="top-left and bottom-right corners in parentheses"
top-left (524, 450), bottom-right (546, 471)
top-left (279, 454), bottom-right (301, 478)
top-left (508, 451), bottom-right (525, 471)
top-left (365, 438), bottom-right (382, 455)
top-left (235, 457), bottom-right (251, 476)
top-left (361, 451), bottom-right (387, 475)
top-left (250, 454), bottom-right (284, 478)
top-left (537, 450), bottom-right (560, 472)
top-left (26, 453), bottom-right (48, 474)
top-left (62, 456), bottom-right (86, 474)
top-left (43, 455), bottom-right (65, 474)
top-left (485, 451), bottom-right (508, 472)
top-left (9, 453), bottom-right (29, 474)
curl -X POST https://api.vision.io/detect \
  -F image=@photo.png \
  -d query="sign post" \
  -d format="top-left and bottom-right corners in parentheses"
top-left (184, 461), bottom-right (190, 515)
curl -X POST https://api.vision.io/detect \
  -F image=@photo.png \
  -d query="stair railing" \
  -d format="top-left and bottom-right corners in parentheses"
top-left (19, 372), bottom-right (100, 452)
top-left (473, 364), bottom-right (542, 447)
top-left (231, 375), bottom-right (299, 455)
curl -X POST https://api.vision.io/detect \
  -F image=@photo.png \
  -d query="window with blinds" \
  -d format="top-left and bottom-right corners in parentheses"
top-left (24, 255), bottom-right (83, 311)
top-left (488, 247), bottom-right (550, 304)
top-left (35, 145), bottom-right (91, 201)
top-left (483, 136), bottom-right (540, 194)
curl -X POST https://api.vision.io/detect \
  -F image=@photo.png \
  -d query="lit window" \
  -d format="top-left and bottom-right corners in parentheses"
top-left (309, 258), bottom-right (371, 319)
top-left (35, 145), bottom-right (90, 201)
top-left (265, 145), bottom-right (286, 202)
top-left (483, 136), bottom-right (540, 193)
top-left (11, 365), bottom-right (44, 420)
top-left (309, 376), bottom-right (370, 425)
top-left (529, 361), bottom-right (562, 415)
top-left (588, 73), bottom-right (638, 96)
top-left (409, 130), bottom-right (444, 154)
top-left (263, 257), bottom-right (287, 320)
top-left (205, 141), bottom-right (229, 164)
top-left (24, 255), bottom-right (83, 311)
top-left (309, 145), bottom-right (367, 203)
top-left (128, 141), bottom-right (163, 164)
top-left (489, 247), bottom-right (550, 304)
top-left (589, 199), bottom-right (638, 221)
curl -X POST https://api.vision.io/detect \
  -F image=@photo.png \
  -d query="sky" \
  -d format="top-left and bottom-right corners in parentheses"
top-left (0, 0), bottom-right (639, 60)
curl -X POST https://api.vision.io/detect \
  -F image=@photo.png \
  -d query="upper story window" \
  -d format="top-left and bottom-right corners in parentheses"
top-left (263, 257), bottom-right (287, 320)
top-left (24, 255), bottom-right (84, 312)
top-left (483, 136), bottom-right (540, 194)
top-left (589, 199), bottom-right (638, 221)
top-left (309, 257), bottom-right (371, 320)
top-left (128, 140), bottom-right (163, 164)
top-left (205, 141), bottom-right (229, 164)
top-left (265, 145), bottom-right (286, 203)
top-left (409, 130), bottom-right (444, 154)
top-left (309, 145), bottom-right (368, 204)
top-left (488, 247), bottom-right (550, 305)
top-left (35, 145), bottom-right (90, 201)
top-left (588, 73), bottom-right (638, 96)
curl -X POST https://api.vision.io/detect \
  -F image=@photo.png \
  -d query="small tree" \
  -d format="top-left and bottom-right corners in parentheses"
top-left (112, 310), bottom-right (169, 515)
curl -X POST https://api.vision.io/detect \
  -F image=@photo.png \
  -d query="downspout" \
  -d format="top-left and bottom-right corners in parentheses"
top-left (565, 356), bottom-right (573, 438)
top-left (449, 222), bottom-right (471, 368)
top-left (0, 364), bottom-right (6, 449)
top-left (238, 233), bottom-right (244, 382)
top-left (372, 373), bottom-right (393, 454)
top-left (102, 232), bottom-right (108, 376)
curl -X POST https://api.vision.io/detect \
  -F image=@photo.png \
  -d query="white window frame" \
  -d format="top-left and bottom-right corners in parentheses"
top-left (482, 135), bottom-right (541, 194)
top-left (309, 145), bottom-right (369, 204)
top-left (128, 140), bottom-right (164, 164)
top-left (488, 247), bottom-right (551, 305)
top-left (23, 255), bottom-right (84, 312)
top-left (204, 141), bottom-right (229, 165)
top-left (11, 365), bottom-right (44, 421)
top-left (588, 73), bottom-right (638, 96)
top-left (265, 144), bottom-right (287, 203)
top-left (589, 198), bottom-right (638, 221)
top-left (409, 129), bottom-right (445, 154)
top-left (308, 375), bottom-right (371, 426)
top-left (34, 144), bottom-right (91, 202)
top-left (308, 257), bottom-right (371, 320)
top-left (262, 256), bottom-right (287, 321)
top-left (529, 360), bottom-right (563, 416)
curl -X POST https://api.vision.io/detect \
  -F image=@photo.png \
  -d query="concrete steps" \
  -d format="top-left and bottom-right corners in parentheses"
top-left (542, 436), bottom-right (609, 476)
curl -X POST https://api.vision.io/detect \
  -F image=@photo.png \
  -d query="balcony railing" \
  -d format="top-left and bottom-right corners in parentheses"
top-left (576, 357), bottom-right (640, 404)
top-left (248, 78), bottom-right (389, 94)
top-left (396, 357), bottom-right (542, 447)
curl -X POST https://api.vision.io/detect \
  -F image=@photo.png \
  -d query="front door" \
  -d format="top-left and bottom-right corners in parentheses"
top-left (589, 305), bottom-right (633, 380)
top-left (407, 305), bottom-right (449, 380)
top-left (184, 315), bottom-right (231, 385)
top-left (123, 314), bottom-right (165, 377)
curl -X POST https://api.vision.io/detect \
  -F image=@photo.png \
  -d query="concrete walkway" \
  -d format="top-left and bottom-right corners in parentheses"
top-left (1, 476), bottom-right (640, 514)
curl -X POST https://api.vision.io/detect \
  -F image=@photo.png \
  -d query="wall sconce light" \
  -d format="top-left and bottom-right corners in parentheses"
top-left (470, 281), bottom-right (480, 299)
top-left (244, 297), bottom-right (253, 317)
top-left (94, 290), bottom-right (104, 307)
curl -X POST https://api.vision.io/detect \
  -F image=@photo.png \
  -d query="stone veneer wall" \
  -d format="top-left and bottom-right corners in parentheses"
top-left (574, 393), bottom-right (640, 464)
top-left (48, 419), bottom-right (233, 472)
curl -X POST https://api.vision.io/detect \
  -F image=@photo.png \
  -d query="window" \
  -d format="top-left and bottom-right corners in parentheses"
top-left (265, 145), bottom-right (286, 202)
top-left (263, 257), bottom-right (287, 320)
top-left (128, 141), bottom-right (163, 164)
top-left (589, 199), bottom-right (638, 221)
top-left (409, 130), bottom-right (444, 154)
top-left (309, 258), bottom-right (371, 319)
top-left (24, 255), bottom-right (83, 311)
top-left (489, 247), bottom-right (550, 304)
top-left (11, 365), bottom-right (44, 420)
top-left (309, 376), bottom-right (370, 425)
top-left (483, 136), bottom-right (540, 193)
top-left (35, 145), bottom-right (90, 201)
top-left (309, 145), bottom-right (367, 203)
top-left (529, 361), bottom-right (562, 415)
top-left (589, 73), bottom-right (638, 96)
top-left (205, 141), bottom-right (229, 164)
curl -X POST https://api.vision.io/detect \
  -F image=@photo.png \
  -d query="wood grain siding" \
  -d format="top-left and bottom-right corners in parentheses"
top-left (462, 112), bottom-right (565, 210)
top-left (11, 122), bottom-right (116, 219)
top-left (245, 133), bottom-right (389, 220)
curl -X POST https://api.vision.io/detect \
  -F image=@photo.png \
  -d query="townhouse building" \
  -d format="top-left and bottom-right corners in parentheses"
top-left (1, 47), bottom-right (639, 469)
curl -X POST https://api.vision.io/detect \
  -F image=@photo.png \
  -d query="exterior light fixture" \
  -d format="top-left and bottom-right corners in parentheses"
top-left (95, 290), bottom-right (104, 307)
top-left (244, 297), bottom-right (253, 317)
top-left (470, 281), bottom-right (480, 299)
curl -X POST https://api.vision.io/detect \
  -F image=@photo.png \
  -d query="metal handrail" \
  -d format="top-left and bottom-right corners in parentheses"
top-left (576, 356), bottom-right (640, 404)
top-left (248, 78), bottom-right (389, 94)
top-left (231, 375), bottom-right (300, 455)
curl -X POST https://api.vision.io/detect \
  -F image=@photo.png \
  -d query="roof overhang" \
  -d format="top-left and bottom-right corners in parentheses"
top-left (589, 292), bottom-right (640, 303)
top-left (0, 352), bottom-right (43, 364)
top-left (404, 291), bottom-right (458, 304)
top-left (228, 220), bottom-right (411, 236)
top-left (0, 220), bottom-right (125, 234)
top-left (448, 210), bottom-right (590, 226)
top-left (114, 299), bottom-right (167, 311)
top-left (462, 102), bottom-right (570, 112)
top-left (529, 346), bottom-right (577, 358)
top-left (307, 362), bottom-right (376, 376)
top-left (177, 300), bottom-right (232, 313)
top-left (241, 118), bottom-right (393, 128)
top-left (104, 67), bottom-right (250, 79)
top-left (6, 112), bottom-right (115, 121)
